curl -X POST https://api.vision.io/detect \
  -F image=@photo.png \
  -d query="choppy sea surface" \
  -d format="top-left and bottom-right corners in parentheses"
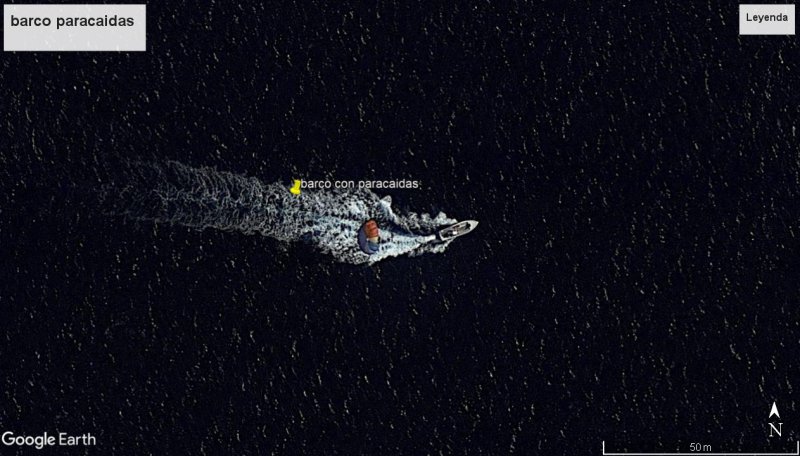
top-left (2, 2), bottom-right (799, 454)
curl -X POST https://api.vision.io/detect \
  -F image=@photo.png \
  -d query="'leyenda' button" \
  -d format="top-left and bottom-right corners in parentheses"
top-left (740, 4), bottom-right (796, 35)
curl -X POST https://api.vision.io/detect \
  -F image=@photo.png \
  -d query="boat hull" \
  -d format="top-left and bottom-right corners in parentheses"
top-left (437, 220), bottom-right (479, 242)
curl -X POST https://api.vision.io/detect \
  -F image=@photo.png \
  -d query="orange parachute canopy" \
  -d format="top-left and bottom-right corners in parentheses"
top-left (364, 220), bottom-right (379, 239)
top-left (358, 219), bottom-right (381, 255)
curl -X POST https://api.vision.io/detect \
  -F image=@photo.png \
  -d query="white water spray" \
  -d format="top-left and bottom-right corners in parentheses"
top-left (105, 161), bottom-right (457, 264)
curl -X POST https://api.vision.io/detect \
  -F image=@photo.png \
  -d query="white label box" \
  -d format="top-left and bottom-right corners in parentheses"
top-left (739, 4), bottom-right (795, 35)
top-left (4, 4), bottom-right (146, 51)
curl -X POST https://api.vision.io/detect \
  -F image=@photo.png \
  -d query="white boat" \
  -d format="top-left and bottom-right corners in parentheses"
top-left (437, 220), bottom-right (479, 242)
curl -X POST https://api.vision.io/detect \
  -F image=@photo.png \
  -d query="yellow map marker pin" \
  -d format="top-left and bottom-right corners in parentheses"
top-left (290, 179), bottom-right (302, 195)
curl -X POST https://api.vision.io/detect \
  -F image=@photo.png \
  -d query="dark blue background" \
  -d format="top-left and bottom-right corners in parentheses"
top-left (2, 1), bottom-right (800, 454)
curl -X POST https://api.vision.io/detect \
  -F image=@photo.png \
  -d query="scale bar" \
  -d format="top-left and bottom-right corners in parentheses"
top-left (603, 441), bottom-right (800, 456)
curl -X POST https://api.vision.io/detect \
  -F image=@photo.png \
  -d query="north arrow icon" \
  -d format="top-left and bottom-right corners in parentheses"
top-left (770, 402), bottom-right (780, 419)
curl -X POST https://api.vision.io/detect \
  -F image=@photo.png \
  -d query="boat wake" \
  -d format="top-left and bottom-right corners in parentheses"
top-left (102, 161), bottom-right (457, 264)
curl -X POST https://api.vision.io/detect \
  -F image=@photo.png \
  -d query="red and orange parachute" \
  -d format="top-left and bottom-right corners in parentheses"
top-left (357, 219), bottom-right (380, 255)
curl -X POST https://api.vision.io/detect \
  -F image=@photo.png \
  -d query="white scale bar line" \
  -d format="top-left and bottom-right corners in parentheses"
top-left (602, 440), bottom-right (800, 456)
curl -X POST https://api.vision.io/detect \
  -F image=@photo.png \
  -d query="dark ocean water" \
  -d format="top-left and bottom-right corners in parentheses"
top-left (2, 1), bottom-right (800, 454)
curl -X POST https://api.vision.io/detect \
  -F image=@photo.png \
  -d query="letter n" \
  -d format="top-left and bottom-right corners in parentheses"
top-left (769, 422), bottom-right (782, 437)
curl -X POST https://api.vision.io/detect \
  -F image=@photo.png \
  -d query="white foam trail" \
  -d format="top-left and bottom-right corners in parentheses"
top-left (105, 161), bottom-right (457, 264)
